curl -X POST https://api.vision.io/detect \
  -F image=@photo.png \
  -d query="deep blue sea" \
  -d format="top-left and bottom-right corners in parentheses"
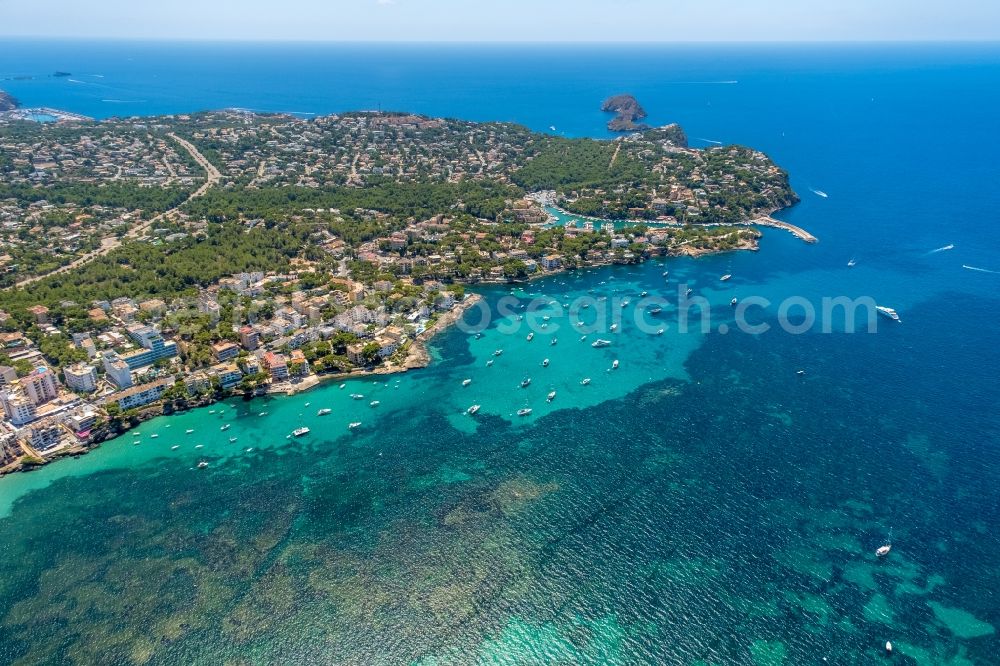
top-left (1, 42), bottom-right (999, 664)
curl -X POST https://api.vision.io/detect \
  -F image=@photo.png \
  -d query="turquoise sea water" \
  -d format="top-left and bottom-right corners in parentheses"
top-left (1, 43), bottom-right (1000, 664)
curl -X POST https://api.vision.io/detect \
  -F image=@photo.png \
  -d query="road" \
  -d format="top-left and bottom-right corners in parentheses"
top-left (10, 133), bottom-right (222, 290)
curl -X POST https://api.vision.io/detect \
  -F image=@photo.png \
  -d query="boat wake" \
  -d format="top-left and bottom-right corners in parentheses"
top-left (697, 138), bottom-right (723, 145)
top-left (926, 244), bottom-right (955, 254)
top-left (102, 99), bottom-right (147, 104)
top-left (963, 264), bottom-right (1000, 274)
top-left (809, 188), bottom-right (829, 198)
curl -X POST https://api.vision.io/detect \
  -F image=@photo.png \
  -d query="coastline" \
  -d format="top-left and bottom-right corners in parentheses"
top-left (542, 201), bottom-right (815, 244)
top-left (0, 294), bottom-right (484, 478)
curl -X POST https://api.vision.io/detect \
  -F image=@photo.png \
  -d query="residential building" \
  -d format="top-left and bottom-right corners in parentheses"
top-left (262, 351), bottom-right (289, 380)
top-left (0, 391), bottom-right (36, 426)
top-left (64, 363), bottom-right (98, 393)
top-left (346, 343), bottom-right (366, 366)
top-left (27, 422), bottom-right (63, 453)
top-left (22, 367), bottom-right (59, 405)
top-left (0, 431), bottom-right (18, 464)
top-left (65, 409), bottom-right (97, 435)
top-left (107, 378), bottom-right (173, 410)
top-left (211, 362), bottom-right (243, 388)
top-left (27, 304), bottom-right (50, 324)
top-left (541, 254), bottom-right (562, 270)
top-left (211, 341), bottom-right (240, 362)
top-left (122, 324), bottom-right (178, 369)
top-left (184, 372), bottom-right (212, 394)
top-left (102, 353), bottom-right (134, 389)
top-left (239, 326), bottom-right (260, 350)
top-left (0, 366), bottom-right (17, 384)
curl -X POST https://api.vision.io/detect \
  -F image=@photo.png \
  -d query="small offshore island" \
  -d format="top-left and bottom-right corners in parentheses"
top-left (602, 93), bottom-right (651, 132)
top-left (0, 104), bottom-right (799, 473)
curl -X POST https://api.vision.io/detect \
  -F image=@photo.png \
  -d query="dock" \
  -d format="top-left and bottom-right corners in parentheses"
top-left (752, 216), bottom-right (818, 243)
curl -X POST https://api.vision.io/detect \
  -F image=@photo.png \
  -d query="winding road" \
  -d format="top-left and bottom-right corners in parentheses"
top-left (9, 133), bottom-right (222, 290)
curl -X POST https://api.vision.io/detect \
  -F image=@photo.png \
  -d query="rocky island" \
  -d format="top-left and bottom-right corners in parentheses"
top-left (0, 90), bottom-right (20, 112)
top-left (602, 93), bottom-right (650, 132)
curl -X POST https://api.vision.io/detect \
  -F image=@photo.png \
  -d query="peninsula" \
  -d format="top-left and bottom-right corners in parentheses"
top-left (0, 107), bottom-right (799, 473)
top-left (602, 94), bottom-right (650, 132)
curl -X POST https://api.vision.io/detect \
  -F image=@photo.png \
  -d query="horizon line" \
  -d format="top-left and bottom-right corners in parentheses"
top-left (3, 36), bottom-right (1000, 46)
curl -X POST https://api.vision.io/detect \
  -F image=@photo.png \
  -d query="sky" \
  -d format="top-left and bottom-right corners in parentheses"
top-left (2, 0), bottom-right (999, 42)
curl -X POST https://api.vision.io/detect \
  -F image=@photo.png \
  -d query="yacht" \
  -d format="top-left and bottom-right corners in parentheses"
top-left (720, 274), bottom-right (732, 281)
top-left (847, 257), bottom-right (857, 267)
top-left (348, 422), bottom-right (362, 429)
top-left (592, 339), bottom-right (612, 348)
top-left (462, 378), bottom-right (472, 386)
top-left (317, 408), bottom-right (332, 416)
top-left (339, 383), bottom-right (346, 389)
top-left (656, 329), bottom-right (664, 335)
top-left (486, 359), bottom-right (495, 367)
top-left (494, 349), bottom-right (504, 356)
top-left (581, 378), bottom-right (592, 385)
top-left (582, 303), bottom-right (590, 309)
top-left (526, 332), bottom-right (534, 341)
top-left (150, 434), bottom-right (158, 439)
top-left (542, 358), bottom-right (550, 367)
top-left (475, 332), bottom-right (482, 339)
top-left (876, 305), bottom-right (900, 322)
top-left (650, 307), bottom-right (662, 314)
top-left (520, 377), bottom-right (532, 388)
top-left (292, 427), bottom-right (310, 437)
top-left (580, 335), bottom-right (588, 342)
top-left (547, 391), bottom-right (556, 402)
top-left (610, 324), bottom-right (618, 332)
top-left (640, 291), bottom-right (648, 297)
top-left (195, 445), bottom-right (203, 449)
top-left (258, 411), bottom-right (268, 417)
top-left (171, 445), bottom-right (180, 451)
top-left (731, 297), bottom-right (738, 307)
top-left (662, 271), bottom-right (669, 277)
top-left (185, 429), bottom-right (194, 434)
top-left (467, 404), bottom-right (481, 415)
top-left (685, 288), bottom-right (693, 297)
top-left (876, 544), bottom-right (892, 557)
top-left (551, 337), bottom-right (558, 346)
top-left (622, 299), bottom-right (631, 307)
top-left (350, 393), bottom-right (365, 400)
top-left (304, 403), bottom-right (310, 407)
top-left (370, 401), bottom-right (380, 407)
top-left (517, 407), bottom-right (533, 417)
top-left (612, 360), bottom-right (619, 370)
top-left (229, 437), bottom-right (238, 443)
top-left (220, 424), bottom-right (231, 431)
top-left (197, 461), bottom-right (209, 469)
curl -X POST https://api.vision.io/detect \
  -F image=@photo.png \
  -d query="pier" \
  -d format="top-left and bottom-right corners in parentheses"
top-left (752, 216), bottom-right (818, 243)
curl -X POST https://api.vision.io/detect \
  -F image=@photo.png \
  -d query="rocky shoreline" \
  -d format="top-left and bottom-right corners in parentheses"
top-left (0, 90), bottom-right (21, 112)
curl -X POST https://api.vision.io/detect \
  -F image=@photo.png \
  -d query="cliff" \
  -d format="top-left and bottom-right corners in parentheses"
top-left (0, 90), bottom-right (20, 112)
top-left (602, 94), bottom-right (650, 132)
